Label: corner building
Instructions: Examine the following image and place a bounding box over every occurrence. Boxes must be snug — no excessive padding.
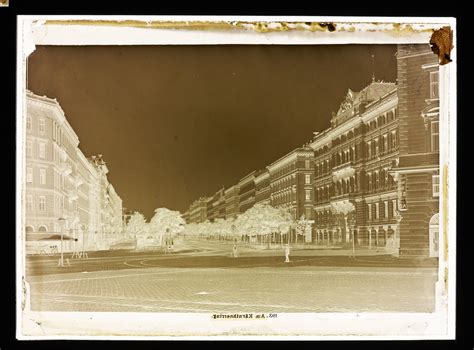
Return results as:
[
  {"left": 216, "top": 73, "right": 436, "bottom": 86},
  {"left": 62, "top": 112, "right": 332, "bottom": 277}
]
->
[
  {"left": 392, "top": 44, "right": 440, "bottom": 258},
  {"left": 24, "top": 92, "right": 123, "bottom": 253}
]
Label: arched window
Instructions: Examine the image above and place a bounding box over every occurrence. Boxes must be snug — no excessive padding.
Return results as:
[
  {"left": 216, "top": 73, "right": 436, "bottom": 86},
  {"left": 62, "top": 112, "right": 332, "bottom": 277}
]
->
[
  {"left": 38, "top": 225, "right": 48, "bottom": 232},
  {"left": 25, "top": 225, "right": 34, "bottom": 233}
]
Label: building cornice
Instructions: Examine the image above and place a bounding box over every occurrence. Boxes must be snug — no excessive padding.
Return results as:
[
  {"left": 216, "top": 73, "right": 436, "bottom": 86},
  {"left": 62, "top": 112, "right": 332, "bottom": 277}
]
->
[
  {"left": 361, "top": 93, "right": 398, "bottom": 124},
  {"left": 254, "top": 170, "right": 270, "bottom": 184},
  {"left": 238, "top": 171, "right": 256, "bottom": 185},
  {"left": 27, "top": 91, "right": 80, "bottom": 145},
  {"left": 309, "top": 89, "right": 397, "bottom": 151},
  {"left": 267, "top": 148, "right": 314, "bottom": 172}
]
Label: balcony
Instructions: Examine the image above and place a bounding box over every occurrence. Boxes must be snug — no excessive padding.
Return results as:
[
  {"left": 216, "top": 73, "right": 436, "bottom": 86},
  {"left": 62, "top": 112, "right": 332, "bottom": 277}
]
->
[
  {"left": 58, "top": 162, "right": 73, "bottom": 176},
  {"left": 67, "top": 190, "right": 79, "bottom": 201},
  {"left": 332, "top": 161, "right": 355, "bottom": 182},
  {"left": 73, "top": 175, "right": 84, "bottom": 187},
  {"left": 330, "top": 192, "right": 355, "bottom": 201}
]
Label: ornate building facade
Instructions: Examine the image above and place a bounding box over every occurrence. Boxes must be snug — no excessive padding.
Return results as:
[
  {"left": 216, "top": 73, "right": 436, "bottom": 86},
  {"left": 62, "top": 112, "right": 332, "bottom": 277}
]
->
[
  {"left": 24, "top": 91, "right": 124, "bottom": 253},
  {"left": 238, "top": 171, "right": 256, "bottom": 214},
  {"left": 187, "top": 197, "right": 208, "bottom": 223},
  {"left": 224, "top": 185, "right": 240, "bottom": 219},
  {"left": 310, "top": 81, "right": 400, "bottom": 252},
  {"left": 182, "top": 46, "right": 440, "bottom": 258},
  {"left": 267, "top": 147, "right": 315, "bottom": 220},
  {"left": 254, "top": 169, "right": 270, "bottom": 206},
  {"left": 207, "top": 187, "right": 226, "bottom": 222}
]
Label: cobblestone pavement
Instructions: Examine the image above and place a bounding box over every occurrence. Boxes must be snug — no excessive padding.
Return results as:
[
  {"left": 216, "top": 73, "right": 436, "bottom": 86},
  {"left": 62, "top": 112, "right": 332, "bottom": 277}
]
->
[{"left": 27, "top": 265, "right": 438, "bottom": 313}]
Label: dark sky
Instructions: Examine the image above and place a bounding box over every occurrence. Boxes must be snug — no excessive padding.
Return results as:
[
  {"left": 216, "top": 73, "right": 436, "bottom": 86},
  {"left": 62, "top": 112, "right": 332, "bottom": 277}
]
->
[{"left": 28, "top": 45, "right": 397, "bottom": 220}]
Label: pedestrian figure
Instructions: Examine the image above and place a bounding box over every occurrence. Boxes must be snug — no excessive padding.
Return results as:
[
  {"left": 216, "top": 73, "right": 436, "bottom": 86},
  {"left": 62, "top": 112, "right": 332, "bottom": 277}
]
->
[
  {"left": 232, "top": 244, "right": 239, "bottom": 258},
  {"left": 284, "top": 244, "right": 290, "bottom": 263}
]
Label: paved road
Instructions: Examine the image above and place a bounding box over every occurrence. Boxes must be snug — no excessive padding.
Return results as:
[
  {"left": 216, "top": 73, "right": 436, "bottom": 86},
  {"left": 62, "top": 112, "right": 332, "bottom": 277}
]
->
[
  {"left": 25, "top": 239, "right": 438, "bottom": 276},
  {"left": 27, "top": 265, "right": 437, "bottom": 313},
  {"left": 24, "top": 239, "right": 439, "bottom": 313}
]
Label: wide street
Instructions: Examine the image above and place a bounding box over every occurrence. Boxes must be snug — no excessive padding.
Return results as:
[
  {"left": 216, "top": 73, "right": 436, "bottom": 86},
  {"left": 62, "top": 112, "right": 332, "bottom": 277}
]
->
[{"left": 25, "top": 240, "right": 439, "bottom": 313}]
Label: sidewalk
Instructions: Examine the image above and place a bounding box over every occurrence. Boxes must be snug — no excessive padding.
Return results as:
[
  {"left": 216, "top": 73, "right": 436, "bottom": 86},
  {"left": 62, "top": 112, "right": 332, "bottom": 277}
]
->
[{"left": 234, "top": 243, "right": 397, "bottom": 258}]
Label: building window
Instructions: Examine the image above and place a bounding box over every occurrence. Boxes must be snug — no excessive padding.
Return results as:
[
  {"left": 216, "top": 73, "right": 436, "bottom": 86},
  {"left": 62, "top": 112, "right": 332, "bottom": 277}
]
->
[
  {"left": 39, "top": 143, "right": 46, "bottom": 159},
  {"left": 26, "top": 195, "right": 33, "bottom": 211},
  {"left": 305, "top": 174, "right": 311, "bottom": 184},
  {"left": 391, "top": 131, "right": 397, "bottom": 149},
  {"left": 26, "top": 167, "right": 33, "bottom": 183},
  {"left": 375, "top": 203, "right": 380, "bottom": 219},
  {"left": 26, "top": 141, "right": 32, "bottom": 157},
  {"left": 53, "top": 171, "right": 58, "bottom": 189},
  {"left": 305, "top": 160, "right": 310, "bottom": 169},
  {"left": 384, "top": 201, "right": 388, "bottom": 219},
  {"left": 39, "top": 196, "right": 46, "bottom": 212},
  {"left": 383, "top": 134, "right": 388, "bottom": 153},
  {"left": 375, "top": 171, "right": 380, "bottom": 190},
  {"left": 368, "top": 203, "right": 372, "bottom": 220},
  {"left": 431, "top": 121, "right": 439, "bottom": 152},
  {"left": 432, "top": 175, "right": 440, "bottom": 197},
  {"left": 305, "top": 189, "right": 311, "bottom": 201},
  {"left": 374, "top": 138, "right": 379, "bottom": 156},
  {"left": 392, "top": 199, "right": 397, "bottom": 217},
  {"left": 39, "top": 118, "right": 46, "bottom": 134},
  {"left": 430, "top": 71, "right": 439, "bottom": 99},
  {"left": 39, "top": 168, "right": 46, "bottom": 185},
  {"left": 367, "top": 141, "right": 372, "bottom": 159},
  {"left": 26, "top": 116, "right": 32, "bottom": 131}
]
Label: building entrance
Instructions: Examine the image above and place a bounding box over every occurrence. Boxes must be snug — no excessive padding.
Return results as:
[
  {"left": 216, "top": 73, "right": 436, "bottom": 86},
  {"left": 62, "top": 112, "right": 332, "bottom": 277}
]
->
[{"left": 429, "top": 213, "right": 439, "bottom": 258}]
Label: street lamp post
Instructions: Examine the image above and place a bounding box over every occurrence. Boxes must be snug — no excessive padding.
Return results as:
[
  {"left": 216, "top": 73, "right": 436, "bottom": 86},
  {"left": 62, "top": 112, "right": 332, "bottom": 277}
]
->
[
  {"left": 58, "top": 217, "right": 66, "bottom": 267},
  {"left": 82, "top": 225, "right": 89, "bottom": 259},
  {"left": 347, "top": 213, "right": 356, "bottom": 258},
  {"left": 394, "top": 210, "right": 403, "bottom": 258}
]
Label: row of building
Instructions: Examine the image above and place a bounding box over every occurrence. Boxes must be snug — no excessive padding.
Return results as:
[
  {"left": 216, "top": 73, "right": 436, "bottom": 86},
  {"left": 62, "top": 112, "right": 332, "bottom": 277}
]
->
[
  {"left": 23, "top": 91, "right": 124, "bottom": 253},
  {"left": 183, "top": 44, "right": 441, "bottom": 258}
]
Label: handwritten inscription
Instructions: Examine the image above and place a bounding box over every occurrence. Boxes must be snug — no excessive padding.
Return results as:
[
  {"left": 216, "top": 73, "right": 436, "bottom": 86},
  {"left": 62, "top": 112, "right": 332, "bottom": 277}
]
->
[{"left": 212, "top": 313, "right": 278, "bottom": 320}]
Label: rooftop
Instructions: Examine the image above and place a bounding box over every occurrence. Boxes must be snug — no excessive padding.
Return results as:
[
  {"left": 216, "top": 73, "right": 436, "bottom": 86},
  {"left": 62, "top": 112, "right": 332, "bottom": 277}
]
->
[{"left": 333, "top": 80, "right": 396, "bottom": 121}]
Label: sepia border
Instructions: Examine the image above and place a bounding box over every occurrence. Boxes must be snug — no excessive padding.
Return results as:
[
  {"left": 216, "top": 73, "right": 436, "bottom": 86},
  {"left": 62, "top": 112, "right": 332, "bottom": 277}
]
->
[{"left": 16, "top": 15, "right": 457, "bottom": 340}]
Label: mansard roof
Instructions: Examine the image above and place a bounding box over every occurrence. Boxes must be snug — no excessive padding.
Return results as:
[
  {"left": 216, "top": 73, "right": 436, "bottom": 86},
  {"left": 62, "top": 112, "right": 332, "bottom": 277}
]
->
[{"left": 334, "top": 81, "right": 396, "bottom": 119}]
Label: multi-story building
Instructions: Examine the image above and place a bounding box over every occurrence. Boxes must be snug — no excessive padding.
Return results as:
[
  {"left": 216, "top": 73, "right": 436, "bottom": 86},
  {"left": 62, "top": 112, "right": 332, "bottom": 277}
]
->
[
  {"left": 310, "top": 80, "right": 399, "bottom": 249},
  {"left": 238, "top": 171, "right": 256, "bottom": 213},
  {"left": 207, "top": 187, "right": 226, "bottom": 222},
  {"left": 268, "top": 147, "right": 315, "bottom": 220},
  {"left": 88, "top": 155, "right": 124, "bottom": 250},
  {"left": 183, "top": 48, "right": 440, "bottom": 258},
  {"left": 24, "top": 91, "right": 123, "bottom": 253},
  {"left": 182, "top": 209, "right": 190, "bottom": 224},
  {"left": 187, "top": 197, "right": 208, "bottom": 223},
  {"left": 224, "top": 185, "right": 240, "bottom": 219},
  {"left": 254, "top": 169, "right": 270, "bottom": 206},
  {"left": 392, "top": 44, "right": 440, "bottom": 258}
]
